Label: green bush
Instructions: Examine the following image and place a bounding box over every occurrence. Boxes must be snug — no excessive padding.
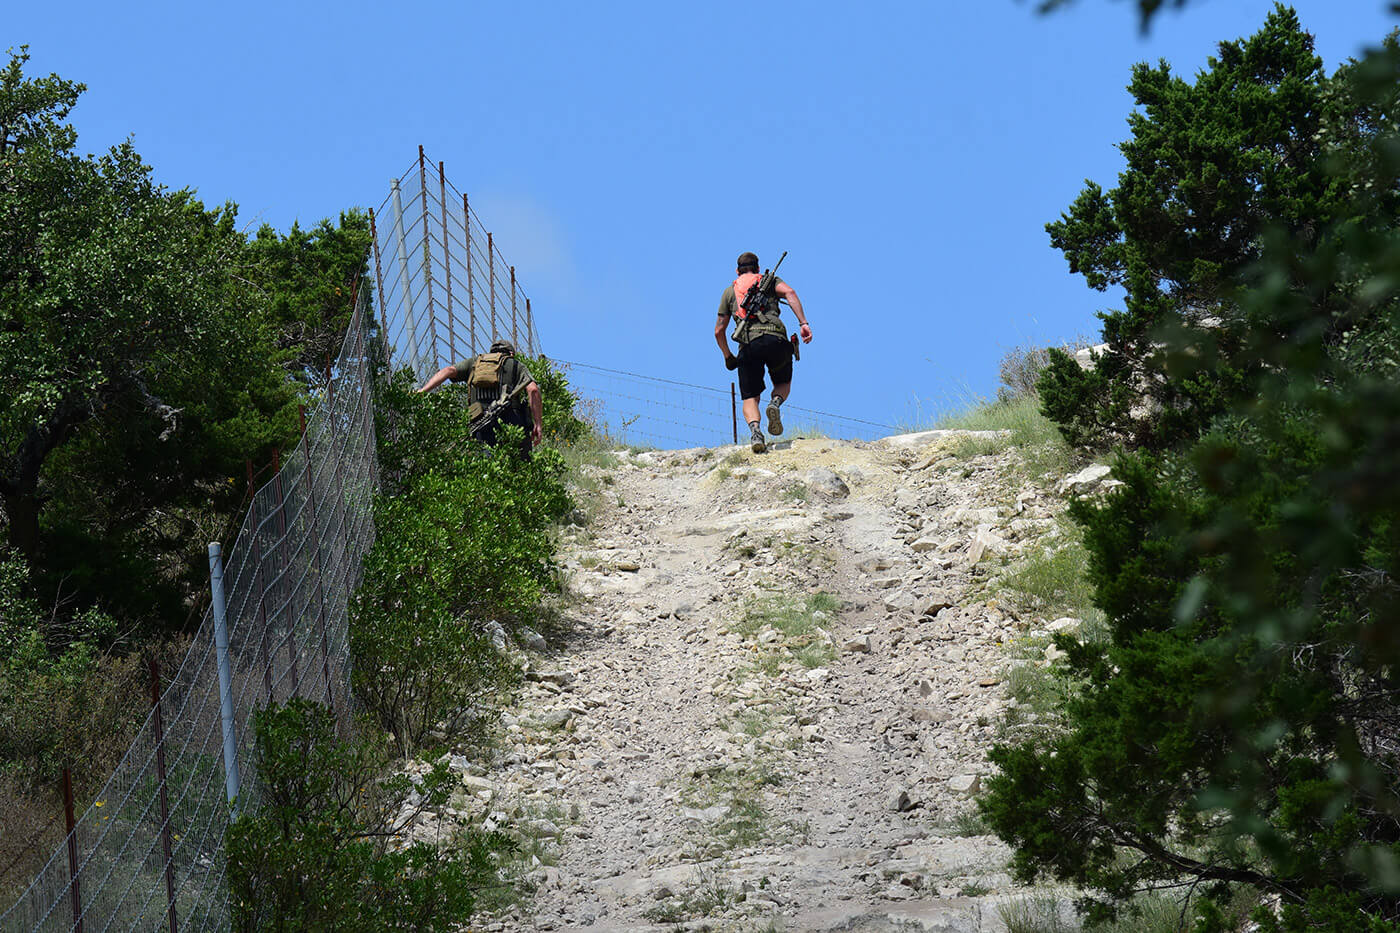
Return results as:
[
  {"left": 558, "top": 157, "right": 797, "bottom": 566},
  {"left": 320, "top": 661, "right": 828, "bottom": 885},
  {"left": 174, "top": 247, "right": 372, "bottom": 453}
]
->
[
  {"left": 521, "top": 354, "right": 590, "bottom": 448},
  {"left": 353, "top": 368, "right": 573, "bottom": 757},
  {"left": 226, "top": 699, "right": 511, "bottom": 932}
]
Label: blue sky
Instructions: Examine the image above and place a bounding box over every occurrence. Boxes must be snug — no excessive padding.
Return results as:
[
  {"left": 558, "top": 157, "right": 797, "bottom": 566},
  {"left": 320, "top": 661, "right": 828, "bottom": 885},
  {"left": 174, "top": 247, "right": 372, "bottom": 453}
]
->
[{"left": 8, "top": 1, "right": 1398, "bottom": 437}]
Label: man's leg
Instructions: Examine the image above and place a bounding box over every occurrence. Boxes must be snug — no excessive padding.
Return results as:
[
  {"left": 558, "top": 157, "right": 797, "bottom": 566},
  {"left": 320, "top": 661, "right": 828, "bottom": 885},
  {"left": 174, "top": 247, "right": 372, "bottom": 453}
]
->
[
  {"left": 763, "top": 334, "right": 795, "bottom": 437},
  {"left": 766, "top": 382, "right": 790, "bottom": 436},
  {"left": 736, "top": 346, "right": 768, "bottom": 452}
]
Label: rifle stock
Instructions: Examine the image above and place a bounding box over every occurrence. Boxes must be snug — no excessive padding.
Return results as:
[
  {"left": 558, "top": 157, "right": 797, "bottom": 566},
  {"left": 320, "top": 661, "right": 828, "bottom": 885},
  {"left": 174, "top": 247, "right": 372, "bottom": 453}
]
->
[{"left": 470, "top": 379, "right": 529, "bottom": 435}]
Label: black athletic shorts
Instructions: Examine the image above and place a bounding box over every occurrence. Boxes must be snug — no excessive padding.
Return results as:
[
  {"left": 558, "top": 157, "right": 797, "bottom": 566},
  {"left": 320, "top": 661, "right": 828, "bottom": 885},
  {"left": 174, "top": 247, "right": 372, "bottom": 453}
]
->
[{"left": 736, "top": 333, "right": 794, "bottom": 400}]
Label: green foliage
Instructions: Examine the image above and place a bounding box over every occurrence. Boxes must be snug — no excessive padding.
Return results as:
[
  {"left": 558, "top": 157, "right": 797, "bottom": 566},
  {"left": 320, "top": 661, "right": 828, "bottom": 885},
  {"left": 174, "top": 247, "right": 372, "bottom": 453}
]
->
[
  {"left": 226, "top": 699, "right": 511, "bottom": 932},
  {"left": 0, "top": 547, "right": 155, "bottom": 792},
  {"left": 1038, "top": 6, "right": 1344, "bottom": 451},
  {"left": 0, "top": 48, "right": 368, "bottom": 634},
  {"left": 352, "top": 368, "right": 573, "bottom": 757},
  {"left": 246, "top": 211, "right": 373, "bottom": 381},
  {"left": 520, "top": 354, "right": 589, "bottom": 447},
  {"left": 989, "top": 12, "right": 1400, "bottom": 927}
]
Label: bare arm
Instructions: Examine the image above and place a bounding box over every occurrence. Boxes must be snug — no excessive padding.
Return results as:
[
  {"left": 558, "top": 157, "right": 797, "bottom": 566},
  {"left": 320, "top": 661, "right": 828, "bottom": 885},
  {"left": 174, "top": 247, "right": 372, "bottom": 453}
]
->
[
  {"left": 776, "top": 283, "right": 811, "bottom": 343},
  {"left": 417, "top": 365, "right": 459, "bottom": 392},
  {"left": 527, "top": 382, "right": 543, "bottom": 446},
  {"left": 715, "top": 311, "right": 736, "bottom": 360}
]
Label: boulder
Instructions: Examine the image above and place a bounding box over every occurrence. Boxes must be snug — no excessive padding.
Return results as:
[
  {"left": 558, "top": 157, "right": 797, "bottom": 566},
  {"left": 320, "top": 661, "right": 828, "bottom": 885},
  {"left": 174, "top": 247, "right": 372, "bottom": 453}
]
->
[{"left": 805, "top": 467, "right": 851, "bottom": 499}]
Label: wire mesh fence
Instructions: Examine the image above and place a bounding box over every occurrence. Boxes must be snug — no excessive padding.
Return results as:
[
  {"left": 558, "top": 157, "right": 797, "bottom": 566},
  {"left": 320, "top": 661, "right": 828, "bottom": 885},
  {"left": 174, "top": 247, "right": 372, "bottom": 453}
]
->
[
  {"left": 0, "top": 284, "right": 380, "bottom": 932},
  {"left": 369, "top": 147, "right": 542, "bottom": 384},
  {"left": 555, "top": 359, "right": 896, "bottom": 449},
  {"left": 0, "top": 150, "right": 561, "bottom": 932}
]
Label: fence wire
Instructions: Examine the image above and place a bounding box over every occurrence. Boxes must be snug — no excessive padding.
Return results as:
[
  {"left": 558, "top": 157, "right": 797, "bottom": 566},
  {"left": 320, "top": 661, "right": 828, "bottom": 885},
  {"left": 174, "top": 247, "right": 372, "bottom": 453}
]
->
[
  {"left": 0, "top": 284, "right": 380, "bottom": 932},
  {"left": 555, "top": 359, "right": 895, "bottom": 449},
  {"left": 370, "top": 146, "right": 541, "bottom": 385}
]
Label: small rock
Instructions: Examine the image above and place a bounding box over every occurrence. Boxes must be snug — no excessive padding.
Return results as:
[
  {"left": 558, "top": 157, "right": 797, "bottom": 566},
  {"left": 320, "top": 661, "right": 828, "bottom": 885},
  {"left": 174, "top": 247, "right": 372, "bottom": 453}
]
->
[
  {"left": 527, "top": 818, "right": 561, "bottom": 838},
  {"left": 843, "top": 635, "right": 872, "bottom": 654},
  {"left": 919, "top": 593, "right": 954, "bottom": 616},
  {"left": 948, "top": 773, "right": 981, "bottom": 797},
  {"left": 858, "top": 557, "right": 894, "bottom": 574},
  {"left": 520, "top": 627, "right": 548, "bottom": 651},
  {"left": 805, "top": 467, "right": 850, "bottom": 498},
  {"left": 1047, "top": 617, "right": 1082, "bottom": 635},
  {"left": 538, "top": 710, "right": 573, "bottom": 730},
  {"left": 888, "top": 789, "right": 915, "bottom": 812},
  {"left": 1060, "top": 463, "right": 1113, "bottom": 494}
]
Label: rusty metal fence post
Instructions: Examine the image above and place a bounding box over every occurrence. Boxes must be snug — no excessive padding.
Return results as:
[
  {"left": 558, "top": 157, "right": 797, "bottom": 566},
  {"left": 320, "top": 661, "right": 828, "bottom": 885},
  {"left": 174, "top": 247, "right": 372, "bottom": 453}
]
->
[
  {"left": 148, "top": 659, "right": 178, "bottom": 933},
  {"left": 62, "top": 767, "right": 82, "bottom": 933}
]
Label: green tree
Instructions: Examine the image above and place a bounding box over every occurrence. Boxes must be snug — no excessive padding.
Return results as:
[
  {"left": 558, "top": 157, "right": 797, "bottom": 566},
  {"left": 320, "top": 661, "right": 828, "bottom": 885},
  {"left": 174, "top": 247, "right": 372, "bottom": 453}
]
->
[
  {"left": 0, "top": 48, "right": 371, "bottom": 631},
  {"left": 247, "top": 212, "right": 373, "bottom": 382},
  {"left": 985, "top": 11, "right": 1400, "bottom": 928},
  {"left": 1037, "top": 5, "right": 1342, "bottom": 450}
]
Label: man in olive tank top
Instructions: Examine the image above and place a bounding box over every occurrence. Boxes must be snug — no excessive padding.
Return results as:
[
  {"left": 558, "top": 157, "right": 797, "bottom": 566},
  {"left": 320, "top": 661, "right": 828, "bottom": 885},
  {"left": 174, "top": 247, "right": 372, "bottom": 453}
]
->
[{"left": 714, "top": 251, "right": 812, "bottom": 452}]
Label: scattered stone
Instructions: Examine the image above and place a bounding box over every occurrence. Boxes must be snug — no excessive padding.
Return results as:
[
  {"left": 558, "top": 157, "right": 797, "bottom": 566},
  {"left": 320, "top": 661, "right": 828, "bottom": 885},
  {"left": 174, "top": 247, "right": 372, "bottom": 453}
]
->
[
  {"left": 888, "top": 789, "right": 915, "bottom": 812},
  {"left": 858, "top": 556, "right": 894, "bottom": 574},
  {"left": 520, "top": 627, "right": 548, "bottom": 651},
  {"left": 843, "top": 635, "right": 873, "bottom": 654},
  {"left": 948, "top": 773, "right": 981, "bottom": 797},
  {"left": 805, "top": 467, "right": 851, "bottom": 498},
  {"left": 1047, "top": 617, "right": 1082, "bottom": 635},
  {"left": 1060, "top": 463, "right": 1113, "bottom": 494},
  {"left": 537, "top": 710, "right": 573, "bottom": 730},
  {"left": 919, "top": 593, "right": 955, "bottom": 616},
  {"left": 966, "top": 527, "right": 1008, "bottom": 564}
]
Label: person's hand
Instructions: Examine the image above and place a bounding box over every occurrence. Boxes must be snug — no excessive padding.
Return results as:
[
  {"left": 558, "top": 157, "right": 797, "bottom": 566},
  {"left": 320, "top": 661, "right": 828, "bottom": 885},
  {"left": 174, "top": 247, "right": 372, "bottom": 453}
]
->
[
  {"left": 531, "top": 423, "right": 543, "bottom": 447},
  {"left": 799, "top": 323, "right": 812, "bottom": 344},
  {"left": 725, "top": 354, "right": 739, "bottom": 371}
]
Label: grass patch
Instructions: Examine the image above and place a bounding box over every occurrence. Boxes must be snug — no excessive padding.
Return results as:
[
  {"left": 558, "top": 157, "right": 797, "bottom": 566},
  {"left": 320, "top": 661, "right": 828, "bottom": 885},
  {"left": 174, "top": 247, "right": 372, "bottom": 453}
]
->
[
  {"left": 995, "top": 516, "right": 1104, "bottom": 637},
  {"left": 938, "top": 393, "right": 1080, "bottom": 477},
  {"left": 678, "top": 758, "right": 804, "bottom": 859},
  {"left": 640, "top": 868, "right": 740, "bottom": 923},
  {"left": 729, "top": 591, "right": 839, "bottom": 674},
  {"left": 932, "top": 808, "right": 991, "bottom": 838},
  {"left": 999, "top": 888, "right": 1258, "bottom": 933}
]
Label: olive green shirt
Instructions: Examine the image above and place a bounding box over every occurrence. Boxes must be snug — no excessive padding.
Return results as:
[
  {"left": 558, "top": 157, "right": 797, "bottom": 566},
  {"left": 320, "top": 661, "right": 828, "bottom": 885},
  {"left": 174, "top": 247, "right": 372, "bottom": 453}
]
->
[{"left": 718, "top": 276, "right": 789, "bottom": 344}]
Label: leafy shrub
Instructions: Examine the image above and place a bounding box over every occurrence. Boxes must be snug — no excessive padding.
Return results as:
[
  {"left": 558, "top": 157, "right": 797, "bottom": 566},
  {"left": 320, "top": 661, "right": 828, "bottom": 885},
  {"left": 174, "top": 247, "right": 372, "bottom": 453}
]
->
[
  {"left": 996, "top": 337, "right": 1098, "bottom": 403},
  {"left": 353, "top": 369, "right": 572, "bottom": 757},
  {"left": 226, "top": 699, "right": 511, "bottom": 932},
  {"left": 521, "top": 354, "right": 590, "bottom": 447}
]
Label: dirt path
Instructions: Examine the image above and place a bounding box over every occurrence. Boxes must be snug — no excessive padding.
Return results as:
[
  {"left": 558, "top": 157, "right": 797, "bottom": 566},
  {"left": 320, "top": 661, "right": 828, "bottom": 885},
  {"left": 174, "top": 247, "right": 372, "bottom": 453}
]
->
[{"left": 475, "top": 431, "right": 1074, "bottom": 932}]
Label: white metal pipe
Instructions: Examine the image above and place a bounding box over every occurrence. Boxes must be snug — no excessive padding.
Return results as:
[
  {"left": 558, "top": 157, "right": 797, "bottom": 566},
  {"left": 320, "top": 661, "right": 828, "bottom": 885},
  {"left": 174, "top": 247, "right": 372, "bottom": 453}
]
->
[{"left": 208, "top": 542, "right": 241, "bottom": 809}]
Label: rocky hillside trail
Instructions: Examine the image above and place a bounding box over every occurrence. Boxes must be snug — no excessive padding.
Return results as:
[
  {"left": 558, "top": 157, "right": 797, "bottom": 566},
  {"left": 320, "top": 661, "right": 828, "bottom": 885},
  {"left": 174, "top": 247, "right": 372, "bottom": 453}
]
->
[{"left": 470, "top": 429, "right": 1095, "bottom": 932}]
